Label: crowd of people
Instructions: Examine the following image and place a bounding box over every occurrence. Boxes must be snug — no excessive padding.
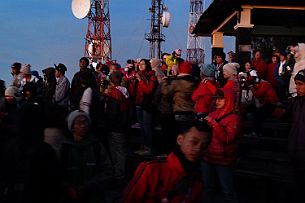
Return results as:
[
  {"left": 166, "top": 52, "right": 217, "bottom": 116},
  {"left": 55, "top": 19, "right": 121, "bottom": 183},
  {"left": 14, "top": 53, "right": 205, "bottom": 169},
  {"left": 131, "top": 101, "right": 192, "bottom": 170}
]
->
[{"left": 0, "top": 43, "right": 305, "bottom": 203}]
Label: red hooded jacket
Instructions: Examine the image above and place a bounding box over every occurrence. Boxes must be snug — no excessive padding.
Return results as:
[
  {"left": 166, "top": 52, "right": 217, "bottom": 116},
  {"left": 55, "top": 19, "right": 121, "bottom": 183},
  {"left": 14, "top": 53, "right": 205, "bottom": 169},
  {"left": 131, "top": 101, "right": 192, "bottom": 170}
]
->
[
  {"left": 252, "top": 80, "right": 279, "bottom": 105},
  {"left": 204, "top": 88, "right": 240, "bottom": 166},
  {"left": 122, "top": 152, "right": 203, "bottom": 203},
  {"left": 192, "top": 79, "right": 217, "bottom": 113}
]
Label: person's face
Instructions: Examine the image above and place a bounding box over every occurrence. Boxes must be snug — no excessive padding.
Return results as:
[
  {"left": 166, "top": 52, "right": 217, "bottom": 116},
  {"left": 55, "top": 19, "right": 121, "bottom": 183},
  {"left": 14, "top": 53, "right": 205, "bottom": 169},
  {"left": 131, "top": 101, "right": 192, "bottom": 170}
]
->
[
  {"left": 72, "top": 116, "right": 90, "bottom": 142},
  {"left": 55, "top": 69, "right": 61, "bottom": 78},
  {"left": 295, "top": 80, "right": 305, "bottom": 97},
  {"left": 245, "top": 62, "right": 251, "bottom": 72},
  {"left": 110, "top": 65, "right": 118, "bottom": 74},
  {"left": 139, "top": 60, "right": 146, "bottom": 71},
  {"left": 255, "top": 51, "right": 261, "bottom": 59},
  {"left": 215, "top": 97, "right": 225, "bottom": 109},
  {"left": 215, "top": 55, "right": 223, "bottom": 65},
  {"left": 223, "top": 69, "right": 230, "bottom": 78},
  {"left": 11, "top": 68, "right": 18, "bottom": 75},
  {"left": 79, "top": 59, "right": 88, "bottom": 70},
  {"left": 279, "top": 55, "right": 286, "bottom": 61},
  {"left": 177, "top": 127, "right": 210, "bottom": 162},
  {"left": 271, "top": 56, "right": 278, "bottom": 64}
]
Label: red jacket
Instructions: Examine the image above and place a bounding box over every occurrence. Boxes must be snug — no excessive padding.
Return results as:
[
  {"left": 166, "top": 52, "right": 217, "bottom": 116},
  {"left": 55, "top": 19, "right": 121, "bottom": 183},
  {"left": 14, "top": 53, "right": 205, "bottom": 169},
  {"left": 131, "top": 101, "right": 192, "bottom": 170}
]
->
[
  {"left": 124, "top": 70, "right": 137, "bottom": 97},
  {"left": 266, "top": 63, "right": 278, "bottom": 87},
  {"left": 192, "top": 79, "right": 217, "bottom": 113},
  {"left": 252, "top": 58, "right": 267, "bottom": 79},
  {"left": 204, "top": 88, "right": 240, "bottom": 166},
  {"left": 122, "top": 152, "right": 203, "bottom": 203},
  {"left": 135, "top": 70, "right": 158, "bottom": 106},
  {"left": 252, "top": 80, "right": 279, "bottom": 105}
]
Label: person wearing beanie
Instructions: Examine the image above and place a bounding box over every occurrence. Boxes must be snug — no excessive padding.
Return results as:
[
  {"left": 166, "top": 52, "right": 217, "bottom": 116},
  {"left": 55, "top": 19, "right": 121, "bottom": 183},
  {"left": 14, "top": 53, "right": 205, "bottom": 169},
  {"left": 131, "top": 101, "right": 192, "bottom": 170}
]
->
[
  {"left": 53, "top": 63, "right": 70, "bottom": 110},
  {"left": 10, "top": 62, "right": 23, "bottom": 88},
  {"left": 178, "top": 61, "right": 192, "bottom": 75},
  {"left": 19, "top": 64, "right": 40, "bottom": 89},
  {"left": 60, "top": 109, "right": 113, "bottom": 202},
  {"left": 192, "top": 64, "right": 218, "bottom": 116},
  {"left": 167, "top": 61, "right": 198, "bottom": 129},
  {"left": 222, "top": 62, "right": 241, "bottom": 112},
  {"left": 289, "top": 69, "right": 305, "bottom": 203},
  {"left": 150, "top": 58, "right": 165, "bottom": 83}
]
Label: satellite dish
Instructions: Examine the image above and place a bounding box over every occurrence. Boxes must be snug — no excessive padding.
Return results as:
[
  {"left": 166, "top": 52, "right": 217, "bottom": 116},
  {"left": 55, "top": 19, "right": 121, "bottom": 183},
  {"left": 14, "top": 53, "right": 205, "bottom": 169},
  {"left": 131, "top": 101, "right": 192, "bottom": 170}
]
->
[
  {"left": 161, "top": 11, "right": 171, "bottom": 28},
  {"left": 72, "top": 0, "right": 91, "bottom": 19}
]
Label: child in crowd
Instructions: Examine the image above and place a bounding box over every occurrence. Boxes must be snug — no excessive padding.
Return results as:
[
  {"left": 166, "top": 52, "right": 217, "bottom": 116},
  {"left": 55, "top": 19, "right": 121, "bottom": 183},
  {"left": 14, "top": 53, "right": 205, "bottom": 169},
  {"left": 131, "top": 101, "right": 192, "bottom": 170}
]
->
[{"left": 203, "top": 88, "right": 240, "bottom": 203}]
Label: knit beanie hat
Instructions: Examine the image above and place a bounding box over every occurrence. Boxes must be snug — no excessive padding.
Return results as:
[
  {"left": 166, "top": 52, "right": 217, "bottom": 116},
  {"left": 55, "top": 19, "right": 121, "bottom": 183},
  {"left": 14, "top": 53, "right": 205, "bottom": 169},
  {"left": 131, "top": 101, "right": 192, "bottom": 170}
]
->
[
  {"left": 67, "top": 110, "right": 91, "bottom": 131},
  {"left": 223, "top": 62, "right": 240, "bottom": 75},
  {"left": 179, "top": 61, "right": 192, "bottom": 74},
  {"left": 5, "top": 86, "right": 23, "bottom": 102},
  {"left": 20, "top": 64, "right": 32, "bottom": 75},
  {"left": 295, "top": 69, "right": 305, "bottom": 83},
  {"left": 200, "top": 64, "right": 216, "bottom": 77},
  {"left": 150, "top": 58, "right": 161, "bottom": 68}
]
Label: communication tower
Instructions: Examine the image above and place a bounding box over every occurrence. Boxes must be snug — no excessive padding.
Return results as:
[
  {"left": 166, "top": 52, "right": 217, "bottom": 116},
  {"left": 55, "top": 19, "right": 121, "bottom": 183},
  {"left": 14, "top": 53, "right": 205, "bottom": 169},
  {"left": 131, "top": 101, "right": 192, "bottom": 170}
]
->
[
  {"left": 145, "top": 0, "right": 171, "bottom": 59},
  {"left": 187, "top": 0, "right": 204, "bottom": 64},
  {"left": 72, "top": 0, "right": 112, "bottom": 63}
]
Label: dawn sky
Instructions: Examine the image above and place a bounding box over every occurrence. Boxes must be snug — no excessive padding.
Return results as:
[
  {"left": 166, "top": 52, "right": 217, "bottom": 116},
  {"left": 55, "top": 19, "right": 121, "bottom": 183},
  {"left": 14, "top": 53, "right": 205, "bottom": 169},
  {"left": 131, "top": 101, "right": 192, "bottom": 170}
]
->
[{"left": 0, "top": 0, "right": 234, "bottom": 84}]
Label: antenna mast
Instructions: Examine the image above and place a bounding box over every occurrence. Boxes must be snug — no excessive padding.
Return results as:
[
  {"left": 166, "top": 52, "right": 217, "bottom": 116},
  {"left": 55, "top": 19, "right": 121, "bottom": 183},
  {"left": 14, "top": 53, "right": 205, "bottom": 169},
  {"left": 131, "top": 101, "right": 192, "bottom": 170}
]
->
[
  {"left": 85, "top": 0, "right": 112, "bottom": 62},
  {"left": 145, "top": 0, "right": 165, "bottom": 59},
  {"left": 187, "top": 0, "right": 204, "bottom": 64}
]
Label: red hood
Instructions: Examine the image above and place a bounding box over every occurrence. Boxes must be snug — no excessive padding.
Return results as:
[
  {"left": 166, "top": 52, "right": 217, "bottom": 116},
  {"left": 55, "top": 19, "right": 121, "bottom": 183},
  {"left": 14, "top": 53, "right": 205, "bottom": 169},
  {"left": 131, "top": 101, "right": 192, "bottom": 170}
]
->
[{"left": 215, "top": 88, "right": 234, "bottom": 119}]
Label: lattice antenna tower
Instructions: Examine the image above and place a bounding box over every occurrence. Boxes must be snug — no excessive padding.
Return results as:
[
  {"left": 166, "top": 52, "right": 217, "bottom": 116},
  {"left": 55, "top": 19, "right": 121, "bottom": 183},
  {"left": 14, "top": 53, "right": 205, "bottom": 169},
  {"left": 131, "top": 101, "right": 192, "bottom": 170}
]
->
[
  {"left": 145, "top": 0, "right": 170, "bottom": 59},
  {"left": 187, "top": 0, "right": 204, "bottom": 64},
  {"left": 85, "top": 0, "right": 112, "bottom": 63}
]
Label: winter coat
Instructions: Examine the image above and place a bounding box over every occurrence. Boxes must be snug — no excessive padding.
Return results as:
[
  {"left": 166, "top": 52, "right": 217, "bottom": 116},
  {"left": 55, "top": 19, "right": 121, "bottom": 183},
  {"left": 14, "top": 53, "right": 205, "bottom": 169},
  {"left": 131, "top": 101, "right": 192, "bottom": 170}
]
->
[
  {"left": 204, "top": 88, "right": 240, "bottom": 166},
  {"left": 252, "top": 80, "right": 278, "bottom": 106},
  {"left": 123, "top": 69, "right": 137, "bottom": 98},
  {"left": 105, "top": 86, "right": 129, "bottom": 132},
  {"left": 122, "top": 151, "right": 203, "bottom": 203},
  {"left": 289, "top": 43, "right": 305, "bottom": 96},
  {"left": 60, "top": 137, "right": 113, "bottom": 203},
  {"left": 135, "top": 70, "right": 158, "bottom": 111},
  {"left": 192, "top": 79, "right": 217, "bottom": 114},
  {"left": 289, "top": 96, "right": 305, "bottom": 161},
  {"left": 266, "top": 62, "right": 278, "bottom": 87},
  {"left": 252, "top": 58, "right": 267, "bottom": 79},
  {"left": 223, "top": 76, "right": 240, "bottom": 112},
  {"left": 168, "top": 74, "right": 198, "bottom": 113},
  {"left": 42, "top": 67, "right": 56, "bottom": 104},
  {"left": 53, "top": 76, "right": 70, "bottom": 108},
  {"left": 71, "top": 68, "right": 96, "bottom": 109},
  {"left": 154, "top": 76, "right": 175, "bottom": 114}
]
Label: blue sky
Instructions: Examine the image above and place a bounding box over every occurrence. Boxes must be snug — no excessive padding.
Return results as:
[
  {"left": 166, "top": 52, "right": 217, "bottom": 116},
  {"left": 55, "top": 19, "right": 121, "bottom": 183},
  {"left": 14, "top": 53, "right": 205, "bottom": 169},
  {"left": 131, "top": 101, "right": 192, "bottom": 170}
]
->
[{"left": 0, "top": 0, "right": 234, "bottom": 84}]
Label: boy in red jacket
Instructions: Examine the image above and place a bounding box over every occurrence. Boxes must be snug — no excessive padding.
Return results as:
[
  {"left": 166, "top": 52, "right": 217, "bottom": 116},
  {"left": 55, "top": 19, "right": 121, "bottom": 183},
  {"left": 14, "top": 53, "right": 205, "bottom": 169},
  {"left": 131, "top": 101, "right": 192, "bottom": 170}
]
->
[{"left": 122, "top": 120, "right": 212, "bottom": 203}]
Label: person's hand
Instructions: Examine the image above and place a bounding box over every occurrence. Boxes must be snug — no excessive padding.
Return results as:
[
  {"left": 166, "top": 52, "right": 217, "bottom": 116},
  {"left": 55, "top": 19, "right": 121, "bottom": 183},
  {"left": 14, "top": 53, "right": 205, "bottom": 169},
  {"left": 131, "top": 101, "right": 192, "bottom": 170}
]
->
[{"left": 204, "top": 116, "right": 215, "bottom": 124}]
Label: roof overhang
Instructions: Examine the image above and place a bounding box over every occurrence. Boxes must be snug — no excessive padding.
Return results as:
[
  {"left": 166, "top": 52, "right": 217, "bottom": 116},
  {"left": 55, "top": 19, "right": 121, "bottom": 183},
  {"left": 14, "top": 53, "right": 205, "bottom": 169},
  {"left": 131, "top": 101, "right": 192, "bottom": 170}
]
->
[{"left": 193, "top": 0, "right": 305, "bottom": 37}]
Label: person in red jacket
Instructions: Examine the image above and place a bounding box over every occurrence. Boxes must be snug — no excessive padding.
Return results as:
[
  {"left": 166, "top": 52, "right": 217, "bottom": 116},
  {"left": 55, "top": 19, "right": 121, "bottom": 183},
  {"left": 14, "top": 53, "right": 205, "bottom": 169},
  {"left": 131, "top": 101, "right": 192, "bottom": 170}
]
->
[
  {"left": 192, "top": 63, "right": 218, "bottom": 117},
  {"left": 134, "top": 59, "right": 158, "bottom": 156},
  {"left": 250, "top": 73, "right": 284, "bottom": 135},
  {"left": 121, "top": 120, "right": 212, "bottom": 203},
  {"left": 203, "top": 88, "right": 240, "bottom": 203},
  {"left": 252, "top": 50, "right": 267, "bottom": 79}
]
